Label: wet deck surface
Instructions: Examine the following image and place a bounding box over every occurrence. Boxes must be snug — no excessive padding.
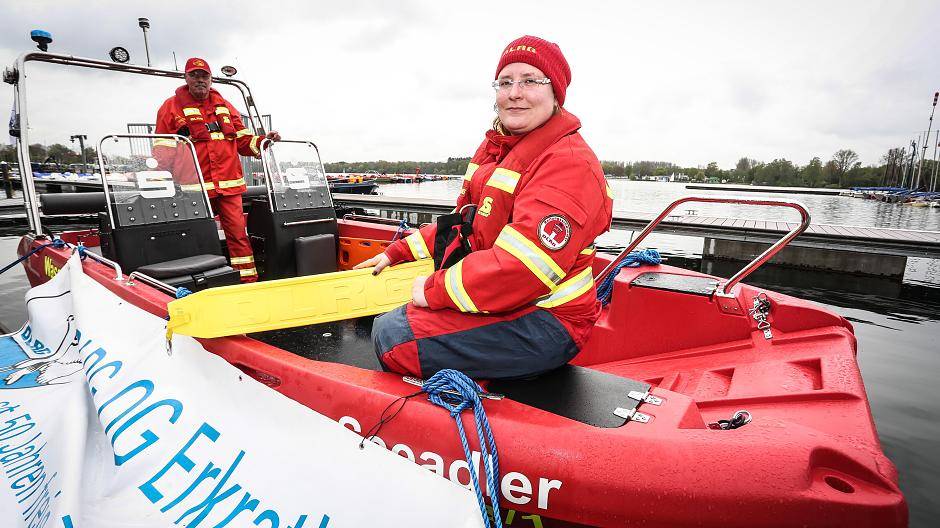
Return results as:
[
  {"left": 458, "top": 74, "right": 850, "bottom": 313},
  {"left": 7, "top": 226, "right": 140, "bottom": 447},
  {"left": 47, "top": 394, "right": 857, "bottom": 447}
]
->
[{"left": 249, "top": 316, "right": 383, "bottom": 371}]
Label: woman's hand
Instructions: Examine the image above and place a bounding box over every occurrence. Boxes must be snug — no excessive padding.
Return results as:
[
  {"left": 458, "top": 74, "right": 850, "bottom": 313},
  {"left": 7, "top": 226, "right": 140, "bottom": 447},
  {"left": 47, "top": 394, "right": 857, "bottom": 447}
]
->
[
  {"left": 353, "top": 253, "right": 391, "bottom": 275},
  {"left": 412, "top": 276, "right": 429, "bottom": 307}
]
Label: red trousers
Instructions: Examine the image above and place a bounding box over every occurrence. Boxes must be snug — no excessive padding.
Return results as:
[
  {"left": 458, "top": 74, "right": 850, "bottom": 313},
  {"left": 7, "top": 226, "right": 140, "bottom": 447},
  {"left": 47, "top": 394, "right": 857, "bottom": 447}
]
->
[{"left": 210, "top": 193, "right": 257, "bottom": 282}]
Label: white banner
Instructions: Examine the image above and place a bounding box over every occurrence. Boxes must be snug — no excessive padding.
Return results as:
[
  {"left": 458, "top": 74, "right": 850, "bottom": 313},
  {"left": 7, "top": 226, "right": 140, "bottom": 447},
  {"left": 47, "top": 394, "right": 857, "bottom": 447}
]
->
[{"left": 0, "top": 253, "right": 483, "bottom": 528}]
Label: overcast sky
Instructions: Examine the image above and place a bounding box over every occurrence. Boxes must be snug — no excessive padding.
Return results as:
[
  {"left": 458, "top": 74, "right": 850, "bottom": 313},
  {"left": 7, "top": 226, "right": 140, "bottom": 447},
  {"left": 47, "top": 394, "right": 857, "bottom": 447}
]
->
[{"left": 2, "top": 0, "right": 938, "bottom": 168}]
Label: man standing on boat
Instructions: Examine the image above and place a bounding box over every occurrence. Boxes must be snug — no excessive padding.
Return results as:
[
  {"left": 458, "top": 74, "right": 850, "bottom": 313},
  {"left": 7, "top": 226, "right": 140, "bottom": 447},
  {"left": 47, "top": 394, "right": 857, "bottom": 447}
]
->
[{"left": 152, "top": 57, "right": 280, "bottom": 282}]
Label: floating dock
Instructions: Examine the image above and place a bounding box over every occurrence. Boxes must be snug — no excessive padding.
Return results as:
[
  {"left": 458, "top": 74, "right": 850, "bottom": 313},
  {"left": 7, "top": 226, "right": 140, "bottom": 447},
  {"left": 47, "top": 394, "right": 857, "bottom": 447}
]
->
[{"left": 332, "top": 194, "right": 940, "bottom": 279}]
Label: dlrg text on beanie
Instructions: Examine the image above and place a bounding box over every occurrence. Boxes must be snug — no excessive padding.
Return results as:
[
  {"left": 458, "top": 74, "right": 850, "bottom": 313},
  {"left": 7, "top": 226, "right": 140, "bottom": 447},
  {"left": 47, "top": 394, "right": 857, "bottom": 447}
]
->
[{"left": 495, "top": 35, "right": 571, "bottom": 106}]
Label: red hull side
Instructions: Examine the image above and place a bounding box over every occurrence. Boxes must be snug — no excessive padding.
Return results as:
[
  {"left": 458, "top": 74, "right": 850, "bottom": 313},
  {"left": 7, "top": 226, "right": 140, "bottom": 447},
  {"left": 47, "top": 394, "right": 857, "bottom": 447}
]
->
[{"left": 17, "top": 230, "right": 907, "bottom": 527}]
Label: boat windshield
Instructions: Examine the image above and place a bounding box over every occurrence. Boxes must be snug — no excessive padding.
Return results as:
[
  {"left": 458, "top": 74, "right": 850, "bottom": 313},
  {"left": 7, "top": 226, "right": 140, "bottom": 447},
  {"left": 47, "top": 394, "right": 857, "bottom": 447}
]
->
[
  {"left": 261, "top": 140, "right": 332, "bottom": 211},
  {"left": 98, "top": 134, "right": 211, "bottom": 228}
]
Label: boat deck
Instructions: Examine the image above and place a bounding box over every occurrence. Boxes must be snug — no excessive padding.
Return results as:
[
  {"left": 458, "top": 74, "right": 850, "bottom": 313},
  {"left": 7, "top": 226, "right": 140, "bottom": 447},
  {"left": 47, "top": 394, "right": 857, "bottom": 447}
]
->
[{"left": 250, "top": 317, "right": 383, "bottom": 371}]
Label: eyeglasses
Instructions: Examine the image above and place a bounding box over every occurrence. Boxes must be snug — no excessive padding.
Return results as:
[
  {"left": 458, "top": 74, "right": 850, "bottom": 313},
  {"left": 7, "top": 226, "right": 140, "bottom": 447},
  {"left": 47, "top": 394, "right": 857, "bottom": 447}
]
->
[{"left": 491, "top": 78, "right": 551, "bottom": 92}]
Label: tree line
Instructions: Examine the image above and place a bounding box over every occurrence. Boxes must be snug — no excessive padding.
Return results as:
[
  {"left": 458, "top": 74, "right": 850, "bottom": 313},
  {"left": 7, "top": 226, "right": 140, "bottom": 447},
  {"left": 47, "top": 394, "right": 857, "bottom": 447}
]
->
[
  {"left": 323, "top": 157, "right": 472, "bottom": 176},
  {"left": 0, "top": 143, "right": 98, "bottom": 167},
  {"left": 600, "top": 148, "right": 935, "bottom": 189},
  {"left": 328, "top": 148, "right": 936, "bottom": 189},
  {"left": 3, "top": 144, "right": 935, "bottom": 189}
]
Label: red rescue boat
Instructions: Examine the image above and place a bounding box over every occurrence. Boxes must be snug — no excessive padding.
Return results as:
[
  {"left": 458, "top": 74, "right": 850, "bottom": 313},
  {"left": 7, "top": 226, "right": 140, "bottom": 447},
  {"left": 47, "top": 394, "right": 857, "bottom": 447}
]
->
[{"left": 10, "top": 52, "right": 906, "bottom": 527}]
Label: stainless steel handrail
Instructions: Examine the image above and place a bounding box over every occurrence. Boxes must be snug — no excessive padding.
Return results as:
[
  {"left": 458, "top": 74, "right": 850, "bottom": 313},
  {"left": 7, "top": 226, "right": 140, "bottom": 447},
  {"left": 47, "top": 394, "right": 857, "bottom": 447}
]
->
[
  {"left": 97, "top": 133, "right": 210, "bottom": 230},
  {"left": 75, "top": 246, "right": 123, "bottom": 281},
  {"left": 10, "top": 51, "right": 267, "bottom": 235},
  {"left": 595, "top": 196, "right": 811, "bottom": 296},
  {"left": 342, "top": 213, "right": 408, "bottom": 226},
  {"left": 126, "top": 271, "right": 179, "bottom": 296},
  {"left": 258, "top": 138, "right": 331, "bottom": 212}
]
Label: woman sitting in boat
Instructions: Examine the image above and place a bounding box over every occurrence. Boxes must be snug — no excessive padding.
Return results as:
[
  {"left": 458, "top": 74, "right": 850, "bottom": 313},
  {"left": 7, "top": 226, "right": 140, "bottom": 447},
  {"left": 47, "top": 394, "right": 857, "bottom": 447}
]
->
[{"left": 355, "top": 35, "right": 613, "bottom": 380}]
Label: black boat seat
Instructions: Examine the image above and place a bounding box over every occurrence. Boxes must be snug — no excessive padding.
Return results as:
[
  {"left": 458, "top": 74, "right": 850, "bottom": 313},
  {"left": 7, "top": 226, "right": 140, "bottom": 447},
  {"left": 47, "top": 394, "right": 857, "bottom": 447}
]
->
[
  {"left": 135, "top": 254, "right": 239, "bottom": 291},
  {"left": 489, "top": 365, "right": 652, "bottom": 428},
  {"left": 136, "top": 254, "right": 229, "bottom": 279}
]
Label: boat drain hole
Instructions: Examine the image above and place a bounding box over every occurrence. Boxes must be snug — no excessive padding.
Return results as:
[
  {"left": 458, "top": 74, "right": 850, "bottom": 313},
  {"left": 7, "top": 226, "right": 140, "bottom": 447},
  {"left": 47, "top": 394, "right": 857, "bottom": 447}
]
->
[
  {"left": 234, "top": 363, "right": 282, "bottom": 388},
  {"left": 824, "top": 475, "right": 855, "bottom": 494}
]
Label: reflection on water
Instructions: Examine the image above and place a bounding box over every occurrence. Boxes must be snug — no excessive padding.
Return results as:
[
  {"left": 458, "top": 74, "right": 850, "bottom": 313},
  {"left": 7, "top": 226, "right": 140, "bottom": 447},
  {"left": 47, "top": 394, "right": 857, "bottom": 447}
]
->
[{"left": 2, "top": 179, "right": 939, "bottom": 523}]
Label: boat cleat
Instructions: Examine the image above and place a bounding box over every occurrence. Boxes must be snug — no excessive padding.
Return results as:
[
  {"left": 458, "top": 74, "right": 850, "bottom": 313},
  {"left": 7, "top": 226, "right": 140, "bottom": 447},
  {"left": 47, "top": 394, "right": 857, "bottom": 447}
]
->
[
  {"left": 613, "top": 406, "right": 652, "bottom": 423},
  {"left": 628, "top": 390, "right": 663, "bottom": 406}
]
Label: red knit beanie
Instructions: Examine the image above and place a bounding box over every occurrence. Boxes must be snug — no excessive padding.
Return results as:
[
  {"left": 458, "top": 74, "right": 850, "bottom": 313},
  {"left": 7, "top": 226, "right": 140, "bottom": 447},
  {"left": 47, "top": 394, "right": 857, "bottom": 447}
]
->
[{"left": 495, "top": 35, "right": 571, "bottom": 106}]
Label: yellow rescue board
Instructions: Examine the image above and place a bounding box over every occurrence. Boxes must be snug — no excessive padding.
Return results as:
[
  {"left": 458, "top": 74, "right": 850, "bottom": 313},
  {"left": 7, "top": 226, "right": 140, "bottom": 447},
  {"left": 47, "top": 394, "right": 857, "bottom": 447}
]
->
[{"left": 166, "top": 260, "right": 432, "bottom": 338}]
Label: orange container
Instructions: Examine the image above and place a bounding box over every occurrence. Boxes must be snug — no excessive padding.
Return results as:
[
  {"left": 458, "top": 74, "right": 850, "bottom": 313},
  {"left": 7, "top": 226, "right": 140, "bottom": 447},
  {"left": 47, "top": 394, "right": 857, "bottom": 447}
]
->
[{"left": 337, "top": 237, "right": 392, "bottom": 270}]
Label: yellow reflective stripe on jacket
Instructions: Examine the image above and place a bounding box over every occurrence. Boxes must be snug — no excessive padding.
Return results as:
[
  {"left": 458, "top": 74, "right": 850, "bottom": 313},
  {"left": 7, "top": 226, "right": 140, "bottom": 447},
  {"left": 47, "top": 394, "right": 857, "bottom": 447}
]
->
[
  {"left": 494, "top": 225, "right": 566, "bottom": 289},
  {"left": 230, "top": 255, "right": 255, "bottom": 265},
  {"left": 606, "top": 184, "right": 614, "bottom": 199},
  {"left": 235, "top": 128, "right": 252, "bottom": 138},
  {"left": 210, "top": 131, "right": 225, "bottom": 141},
  {"left": 217, "top": 177, "right": 246, "bottom": 189},
  {"left": 180, "top": 182, "right": 214, "bottom": 192},
  {"left": 152, "top": 138, "right": 177, "bottom": 148},
  {"left": 215, "top": 106, "right": 230, "bottom": 116},
  {"left": 444, "top": 260, "right": 478, "bottom": 313},
  {"left": 182, "top": 107, "right": 201, "bottom": 116},
  {"left": 535, "top": 267, "right": 594, "bottom": 309},
  {"left": 250, "top": 136, "right": 261, "bottom": 155},
  {"left": 580, "top": 245, "right": 596, "bottom": 256},
  {"left": 404, "top": 231, "right": 430, "bottom": 260},
  {"left": 239, "top": 267, "right": 258, "bottom": 277},
  {"left": 485, "top": 167, "right": 521, "bottom": 194},
  {"left": 463, "top": 162, "right": 479, "bottom": 181}
]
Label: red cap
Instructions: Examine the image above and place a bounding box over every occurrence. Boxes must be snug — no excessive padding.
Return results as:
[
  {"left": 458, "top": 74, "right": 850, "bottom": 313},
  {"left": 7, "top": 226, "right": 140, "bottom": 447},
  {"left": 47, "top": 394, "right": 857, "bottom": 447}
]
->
[
  {"left": 495, "top": 35, "right": 571, "bottom": 106},
  {"left": 185, "top": 57, "right": 211, "bottom": 75}
]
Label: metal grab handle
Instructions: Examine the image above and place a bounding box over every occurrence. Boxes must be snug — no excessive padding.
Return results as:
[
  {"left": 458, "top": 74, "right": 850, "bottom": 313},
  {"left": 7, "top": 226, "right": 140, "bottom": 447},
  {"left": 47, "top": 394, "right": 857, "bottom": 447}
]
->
[
  {"left": 595, "top": 196, "right": 811, "bottom": 296},
  {"left": 76, "top": 246, "right": 123, "bottom": 281},
  {"left": 282, "top": 218, "right": 333, "bottom": 227},
  {"left": 127, "top": 270, "right": 179, "bottom": 296}
]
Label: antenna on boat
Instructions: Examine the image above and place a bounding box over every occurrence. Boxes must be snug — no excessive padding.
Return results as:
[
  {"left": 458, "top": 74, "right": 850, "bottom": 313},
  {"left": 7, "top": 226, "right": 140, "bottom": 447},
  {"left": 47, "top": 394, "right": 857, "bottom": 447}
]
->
[
  {"left": 30, "top": 30, "right": 52, "bottom": 52},
  {"left": 138, "top": 17, "right": 152, "bottom": 67},
  {"left": 173, "top": 51, "right": 179, "bottom": 71}
]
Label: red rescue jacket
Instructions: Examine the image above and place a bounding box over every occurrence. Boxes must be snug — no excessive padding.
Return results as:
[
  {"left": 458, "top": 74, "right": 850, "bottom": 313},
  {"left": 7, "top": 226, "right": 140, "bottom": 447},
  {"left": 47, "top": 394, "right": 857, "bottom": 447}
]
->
[
  {"left": 153, "top": 86, "right": 266, "bottom": 197},
  {"left": 384, "top": 110, "right": 614, "bottom": 347}
]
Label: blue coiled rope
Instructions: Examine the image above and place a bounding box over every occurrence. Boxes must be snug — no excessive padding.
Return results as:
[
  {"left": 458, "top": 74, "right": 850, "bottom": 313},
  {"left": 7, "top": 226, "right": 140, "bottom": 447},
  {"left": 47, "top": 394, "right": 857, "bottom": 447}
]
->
[
  {"left": 0, "top": 238, "right": 67, "bottom": 276},
  {"left": 422, "top": 369, "right": 502, "bottom": 528},
  {"left": 175, "top": 287, "right": 193, "bottom": 299},
  {"left": 595, "top": 249, "right": 662, "bottom": 306}
]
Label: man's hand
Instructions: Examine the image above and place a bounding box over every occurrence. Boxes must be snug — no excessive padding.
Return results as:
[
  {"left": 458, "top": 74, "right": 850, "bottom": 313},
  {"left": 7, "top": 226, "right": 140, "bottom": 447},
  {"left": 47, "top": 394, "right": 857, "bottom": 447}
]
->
[
  {"left": 412, "top": 276, "right": 428, "bottom": 307},
  {"left": 353, "top": 253, "right": 391, "bottom": 275},
  {"left": 265, "top": 130, "right": 282, "bottom": 142}
]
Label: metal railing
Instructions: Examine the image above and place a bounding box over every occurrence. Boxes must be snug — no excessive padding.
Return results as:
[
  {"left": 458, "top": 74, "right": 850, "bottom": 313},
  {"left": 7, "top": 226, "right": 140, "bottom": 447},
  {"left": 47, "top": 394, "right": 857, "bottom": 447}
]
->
[
  {"left": 97, "top": 133, "right": 211, "bottom": 230},
  {"left": 9, "top": 51, "right": 267, "bottom": 235},
  {"left": 258, "top": 138, "right": 331, "bottom": 212},
  {"left": 127, "top": 270, "right": 179, "bottom": 296},
  {"left": 76, "top": 246, "right": 123, "bottom": 281},
  {"left": 595, "top": 196, "right": 811, "bottom": 296}
]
